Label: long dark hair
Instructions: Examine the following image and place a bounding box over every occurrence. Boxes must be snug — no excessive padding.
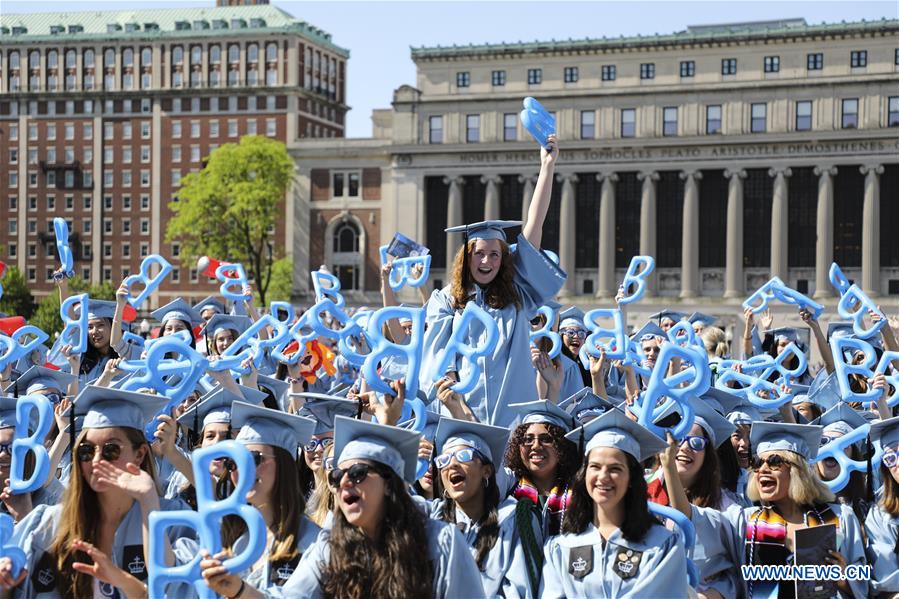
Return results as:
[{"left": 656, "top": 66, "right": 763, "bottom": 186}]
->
[
  {"left": 223, "top": 446, "right": 308, "bottom": 562},
  {"left": 80, "top": 318, "right": 118, "bottom": 376},
  {"left": 563, "top": 451, "right": 657, "bottom": 542},
  {"left": 504, "top": 423, "right": 580, "bottom": 490},
  {"left": 435, "top": 456, "right": 500, "bottom": 570},
  {"left": 320, "top": 467, "right": 434, "bottom": 598},
  {"left": 450, "top": 240, "right": 520, "bottom": 311},
  {"left": 717, "top": 438, "right": 741, "bottom": 494},
  {"left": 681, "top": 428, "right": 722, "bottom": 509}
]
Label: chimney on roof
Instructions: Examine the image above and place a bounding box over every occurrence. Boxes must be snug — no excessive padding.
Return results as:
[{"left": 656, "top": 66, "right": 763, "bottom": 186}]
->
[{"left": 216, "top": 0, "right": 269, "bottom": 5}]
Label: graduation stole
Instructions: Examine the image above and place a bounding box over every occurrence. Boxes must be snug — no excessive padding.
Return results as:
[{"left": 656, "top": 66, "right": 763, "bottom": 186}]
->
[
  {"left": 744, "top": 503, "right": 839, "bottom": 566},
  {"left": 513, "top": 478, "right": 571, "bottom": 535}
]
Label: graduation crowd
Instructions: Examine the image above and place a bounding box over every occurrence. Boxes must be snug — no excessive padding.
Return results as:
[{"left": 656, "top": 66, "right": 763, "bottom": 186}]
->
[{"left": 1, "top": 135, "right": 899, "bottom": 599}]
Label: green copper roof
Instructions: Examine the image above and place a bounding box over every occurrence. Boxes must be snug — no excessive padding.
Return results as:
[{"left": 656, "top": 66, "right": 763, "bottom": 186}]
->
[
  {"left": 0, "top": 5, "right": 348, "bottom": 57},
  {"left": 411, "top": 17, "right": 899, "bottom": 60}
]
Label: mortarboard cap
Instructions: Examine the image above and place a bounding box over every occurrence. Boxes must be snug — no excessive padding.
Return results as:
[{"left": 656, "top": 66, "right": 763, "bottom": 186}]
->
[
  {"left": 630, "top": 321, "right": 666, "bottom": 342},
  {"left": 205, "top": 314, "right": 252, "bottom": 338},
  {"left": 509, "top": 399, "right": 576, "bottom": 432},
  {"left": 256, "top": 375, "right": 290, "bottom": 411},
  {"left": 566, "top": 408, "right": 667, "bottom": 462},
  {"left": 811, "top": 403, "right": 868, "bottom": 439},
  {"left": 751, "top": 422, "right": 823, "bottom": 461},
  {"left": 714, "top": 391, "right": 763, "bottom": 426},
  {"left": 193, "top": 296, "right": 226, "bottom": 316},
  {"left": 435, "top": 418, "right": 510, "bottom": 466},
  {"left": 689, "top": 312, "right": 718, "bottom": 328},
  {"left": 870, "top": 416, "right": 899, "bottom": 450},
  {"left": 767, "top": 327, "right": 809, "bottom": 352},
  {"left": 558, "top": 306, "right": 586, "bottom": 330},
  {"left": 687, "top": 397, "right": 736, "bottom": 448},
  {"left": 826, "top": 321, "right": 882, "bottom": 351},
  {"left": 75, "top": 299, "right": 117, "bottom": 321},
  {"left": 297, "top": 393, "right": 360, "bottom": 436},
  {"left": 73, "top": 386, "right": 169, "bottom": 431},
  {"left": 445, "top": 220, "right": 522, "bottom": 243},
  {"left": 13, "top": 365, "right": 76, "bottom": 396},
  {"left": 649, "top": 310, "right": 687, "bottom": 325},
  {"left": 333, "top": 416, "right": 422, "bottom": 483},
  {"left": 558, "top": 388, "right": 615, "bottom": 424},
  {"left": 232, "top": 401, "right": 315, "bottom": 455},
  {"left": 177, "top": 385, "right": 265, "bottom": 434},
  {"left": 398, "top": 409, "right": 441, "bottom": 443},
  {"left": 151, "top": 299, "right": 203, "bottom": 327}
]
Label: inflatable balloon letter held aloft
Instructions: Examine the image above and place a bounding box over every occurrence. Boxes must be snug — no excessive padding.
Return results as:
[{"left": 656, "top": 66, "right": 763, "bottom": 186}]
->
[
  {"left": 311, "top": 270, "right": 345, "bottom": 308},
  {"left": 53, "top": 217, "right": 75, "bottom": 279},
  {"left": 379, "top": 245, "right": 431, "bottom": 292},
  {"left": 637, "top": 344, "right": 709, "bottom": 440},
  {"left": 813, "top": 423, "right": 882, "bottom": 493},
  {"left": 519, "top": 97, "right": 556, "bottom": 150},
  {"left": 215, "top": 262, "right": 252, "bottom": 303},
  {"left": 122, "top": 254, "right": 173, "bottom": 308},
  {"left": 618, "top": 255, "right": 655, "bottom": 305},
  {"left": 148, "top": 442, "right": 266, "bottom": 599},
  {"left": 579, "top": 309, "right": 627, "bottom": 368},
  {"left": 59, "top": 293, "right": 89, "bottom": 354},
  {"left": 431, "top": 303, "right": 500, "bottom": 395},
  {"left": 743, "top": 276, "right": 824, "bottom": 319},
  {"left": 9, "top": 394, "right": 53, "bottom": 494},
  {"left": 529, "top": 305, "right": 561, "bottom": 359}
]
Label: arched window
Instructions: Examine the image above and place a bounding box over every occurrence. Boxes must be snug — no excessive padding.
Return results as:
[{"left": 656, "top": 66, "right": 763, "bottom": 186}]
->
[
  {"left": 247, "top": 43, "right": 258, "bottom": 63},
  {"left": 123, "top": 48, "right": 133, "bottom": 67},
  {"left": 140, "top": 47, "right": 152, "bottom": 67},
  {"left": 190, "top": 45, "right": 201, "bottom": 66},
  {"left": 29, "top": 50, "right": 39, "bottom": 69},
  {"left": 48, "top": 50, "right": 58, "bottom": 68},
  {"left": 266, "top": 42, "right": 277, "bottom": 62},
  {"left": 171, "top": 46, "right": 183, "bottom": 65},
  {"left": 228, "top": 44, "right": 239, "bottom": 64},
  {"left": 333, "top": 221, "right": 359, "bottom": 253},
  {"left": 104, "top": 48, "right": 115, "bottom": 66},
  {"left": 209, "top": 45, "right": 221, "bottom": 64},
  {"left": 83, "top": 49, "right": 94, "bottom": 67},
  {"left": 65, "top": 50, "right": 76, "bottom": 68}
]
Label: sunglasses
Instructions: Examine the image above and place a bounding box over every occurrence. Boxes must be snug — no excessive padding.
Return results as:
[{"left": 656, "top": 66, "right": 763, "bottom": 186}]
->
[
  {"left": 77, "top": 442, "right": 125, "bottom": 463},
  {"left": 327, "top": 462, "right": 385, "bottom": 488},
  {"left": 304, "top": 438, "right": 334, "bottom": 453},
  {"left": 250, "top": 451, "right": 275, "bottom": 467},
  {"left": 819, "top": 435, "right": 839, "bottom": 447},
  {"left": 883, "top": 451, "right": 898, "bottom": 468},
  {"left": 0, "top": 443, "right": 11, "bottom": 456},
  {"left": 434, "top": 448, "right": 482, "bottom": 470},
  {"left": 522, "top": 433, "right": 554, "bottom": 446},
  {"left": 750, "top": 454, "right": 794, "bottom": 472},
  {"left": 44, "top": 392, "right": 63, "bottom": 405},
  {"left": 680, "top": 436, "right": 709, "bottom": 451},
  {"left": 561, "top": 329, "right": 587, "bottom": 340}
]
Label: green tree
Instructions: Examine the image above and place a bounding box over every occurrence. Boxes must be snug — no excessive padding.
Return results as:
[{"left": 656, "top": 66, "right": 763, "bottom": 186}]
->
[
  {"left": 0, "top": 266, "right": 37, "bottom": 319},
  {"left": 165, "top": 135, "right": 295, "bottom": 306}
]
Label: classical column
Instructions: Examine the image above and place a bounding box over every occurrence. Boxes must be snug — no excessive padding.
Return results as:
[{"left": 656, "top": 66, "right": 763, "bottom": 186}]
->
[
  {"left": 558, "top": 173, "right": 579, "bottom": 297},
  {"left": 519, "top": 174, "right": 537, "bottom": 223},
  {"left": 768, "top": 167, "right": 792, "bottom": 282},
  {"left": 481, "top": 175, "right": 501, "bottom": 221},
  {"left": 680, "top": 170, "right": 702, "bottom": 298},
  {"left": 724, "top": 169, "right": 747, "bottom": 298},
  {"left": 638, "top": 171, "right": 659, "bottom": 295},
  {"left": 596, "top": 172, "right": 618, "bottom": 298},
  {"left": 813, "top": 166, "right": 837, "bottom": 298},
  {"left": 860, "top": 164, "right": 884, "bottom": 296},
  {"left": 444, "top": 176, "right": 464, "bottom": 273}
]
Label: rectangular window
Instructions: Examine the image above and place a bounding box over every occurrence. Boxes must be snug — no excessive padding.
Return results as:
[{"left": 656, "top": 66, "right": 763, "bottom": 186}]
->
[
  {"left": 123, "top": 195, "right": 131, "bottom": 210},
  {"left": 172, "top": 121, "right": 182, "bottom": 138},
  {"left": 171, "top": 170, "right": 182, "bottom": 186},
  {"left": 141, "top": 147, "right": 150, "bottom": 163},
  {"left": 140, "top": 243, "right": 149, "bottom": 257},
  {"left": 601, "top": 65, "right": 616, "bottom": 81},
  {"left": 172, "top": 146, "right": 182, "bottom": 162},
  {"left": 503, "top": 113, "right": 517, "bottom": 141},
  {"left": 122, "top": 171, "right": 132, "bottom": 186},
  {"left": 889, "top": 97, "right": 899, "bottom": 127},
  {"left": 764, "top": 56, "right": 780, "bottom": 73},
  {"left": 190, "top": 146, "right": 200, "bottom": 162},
  {"left": 751, "top": 103, "right": 767, "bottom": 133},
  {"left": 122, "top": 220, "right": 131, "bottom": 234},
  {"left": 140, "top": 171, "right": 150, "bottom": 187},
  {"left": 140, "top": 219, "right": 150, "bottom": 234},
  {"left": 841, "top": 98, "right": 858, "bottom": 129},
  {"left": 491, "top": 70, "right": 506, "bottom": 86},
  {"left": 332, "top": 173, "right": 344, "bottom": 197},
  {"left": 82, "top": 218, "right": 91, "bottom": 233},
  {"left": 796, "top": 101, "right": 812, "bottom": 131},
  {"left": 123, "top": 123, "right": 132, "bottom": 140},
  {"left": 466, "top": 114, "right": 480, "bottom": 143},
  {"left": 621, "top": 108, "right": 636, "bottom": 138},
  {"left": 429, "top": 115, "right": 443, "bottom": 144},
  {"left": 527, "top": 69, "right": 542, "bottom": 85},
  {"left": 140, "top": 195, "right": 149, "bottom": 210},
  {"left": 265, "top": 119, "right": 276, "bottom": 136},
  {"left": 210, "top": 120, "right": 219, "bottom": 137},
  {"left": 662, "top": 107, "right": 678, "bottom": 136},
  {"left": 64, "top": 124, "right": 75, "bottom": 140},
  {"left": 706, "top": 105, "right": 721, "bottom": 134},
  {"left": 680, "top": 61, "right": 695, "bottom": 78},
  {"left": 721, "top": 58, "right": 737, "bottom": 76},
  {"left": 806, "top": 53, "right": 823, "bottom": 70},
  {"left": 850, "top": 50, "right": 867, "bottom": 68},
  {"left": 122, "top": 148, "right": 132, "bottom": 164},
  {"left": 140, "top": 122, "right": 150, "bottom": 139},
  {"left": 580, "top": 110, "right": 595, "bottom": 139},
  {"left": 48, "top": 124, "right": 57, "bottom": 140},
  {"left": 83, "top": 123, "right": 93, "bottom": 139},
  {"left": 456, "top": 72, "right": 470, "bottom": 88},
  {"left": 563, "top": 66, "right": 578, "bottom": 83},
  {"left": 228, "top": 120, "right": 238, "bottom": 137},
  {"left": 247, "top": 120, "right": 257, "bottom": 135},
  {"left": 640, "top": 63, "right": 655, "bottom": 79},
  {"left": 83, "top": 195, "right": 92, "bottom": 210},
  {"left": 191, "top": 121, "right": 200, "bottom": 138}
]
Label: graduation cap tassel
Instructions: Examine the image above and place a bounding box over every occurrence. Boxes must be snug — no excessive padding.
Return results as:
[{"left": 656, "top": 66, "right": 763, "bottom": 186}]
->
[{"left": 866, "top": 435, "right": 874, "bottom": 504}]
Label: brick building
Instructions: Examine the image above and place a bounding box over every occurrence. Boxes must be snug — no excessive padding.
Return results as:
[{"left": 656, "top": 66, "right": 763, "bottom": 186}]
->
[{"left": 0, "top": 4, "right": 348, "bottom": 305}]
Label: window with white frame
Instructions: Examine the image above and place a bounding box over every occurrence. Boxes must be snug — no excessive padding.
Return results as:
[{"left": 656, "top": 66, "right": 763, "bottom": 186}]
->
[{"left": 331, "top": 171, "right": 361, "bottom": 199}]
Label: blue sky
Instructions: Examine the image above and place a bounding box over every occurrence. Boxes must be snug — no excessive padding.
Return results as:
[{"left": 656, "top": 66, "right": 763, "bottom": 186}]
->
[{"left": 6, "top": 1, "right": 897, "bottom": 137}]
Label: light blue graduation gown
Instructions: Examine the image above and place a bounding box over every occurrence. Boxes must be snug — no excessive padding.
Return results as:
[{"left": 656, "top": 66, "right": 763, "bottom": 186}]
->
[
  {"left": 173, "top": 515, "right": 321, "bottom": 597},
  {"left": 864, "top": 504, "right": 899, "bottom": 594},
  {"left": 540, "top": 522, "right": 688, "bottom": 598},
  {"left": 276, "top": 518, "right": 486, "bottom": 599},
  {"left": 558, "top": 354, "right": 585, "bottom": 403},
  {"left": 420, "top": 235, "right": 566, "bottom": 427},
  {"left": 691, "top": 501, "right": 869, "bottom": 598},
  {"left": 431, "top": 497, "right": 542, "bottom": 599},
  {"left": 10, "top": 498, "right": 189, "bottom": 599}
]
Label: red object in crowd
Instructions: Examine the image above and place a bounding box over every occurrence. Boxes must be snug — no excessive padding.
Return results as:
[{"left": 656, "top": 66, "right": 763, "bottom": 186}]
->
[
  {"left": 122, "top": 304, "right": 138, "bottom": 323},
  {"left": 197, "top": 256, "right": 238, "bottom": 280},
  {"left": 0, "top": 260, "right": 7, "bottom": 279},
  {"left": 0, "top": 316, "right": 26, "bottom": 336}
]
